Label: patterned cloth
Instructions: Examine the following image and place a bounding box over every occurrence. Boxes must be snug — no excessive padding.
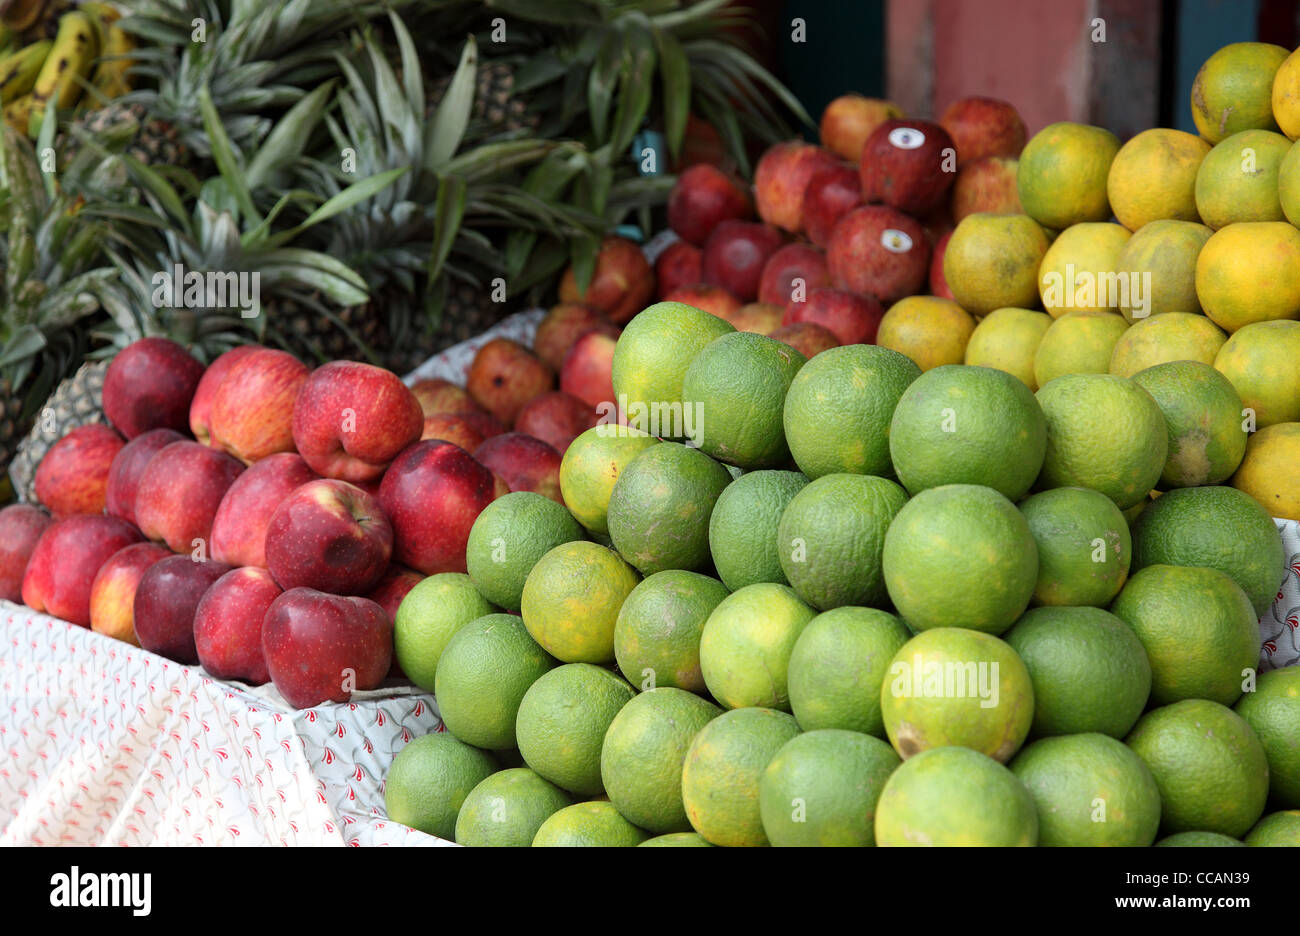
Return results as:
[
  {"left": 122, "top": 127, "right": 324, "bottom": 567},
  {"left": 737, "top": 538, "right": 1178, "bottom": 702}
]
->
[{"left": 1261, "top": 519, "right": 1300, "bottom": 671}]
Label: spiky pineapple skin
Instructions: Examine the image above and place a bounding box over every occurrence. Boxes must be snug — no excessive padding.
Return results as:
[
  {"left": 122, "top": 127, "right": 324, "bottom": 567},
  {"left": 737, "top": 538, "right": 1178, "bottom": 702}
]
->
[{"left": 8, "top": 359, "right": 108, "bottom": 503}]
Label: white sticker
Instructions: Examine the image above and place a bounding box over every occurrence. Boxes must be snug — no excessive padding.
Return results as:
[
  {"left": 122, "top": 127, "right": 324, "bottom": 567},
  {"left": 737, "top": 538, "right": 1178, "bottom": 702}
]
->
[
  {"left": 881, "top": 229, "right": 914, "bottom": 253},
  {"left": 888, "top": 127, "right": 926, "bottom": 150}
]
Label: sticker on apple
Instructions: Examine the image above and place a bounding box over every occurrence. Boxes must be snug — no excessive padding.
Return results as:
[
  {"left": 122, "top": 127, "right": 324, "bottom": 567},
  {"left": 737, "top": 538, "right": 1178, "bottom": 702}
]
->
[
  {"left": 888, "top": 127, "right": 926, "bottom": 150},
  {"left": 881, "top": 229, "right": 914, "bottom": 253}
]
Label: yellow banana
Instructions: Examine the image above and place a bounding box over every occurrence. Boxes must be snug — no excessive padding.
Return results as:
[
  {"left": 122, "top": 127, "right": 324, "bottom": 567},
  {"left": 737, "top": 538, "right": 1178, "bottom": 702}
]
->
[
  {"left": 28, "top": 9, "right": 95, "bottom": 130},
  {"left": 0, "top": 39, "right": 50, "bottom": 104},
  {"left": 4, "top": 91, "right": 31, "bottom": 134},
  {"left": 86, "top": 5, "right": 132, "bottom": 101}
]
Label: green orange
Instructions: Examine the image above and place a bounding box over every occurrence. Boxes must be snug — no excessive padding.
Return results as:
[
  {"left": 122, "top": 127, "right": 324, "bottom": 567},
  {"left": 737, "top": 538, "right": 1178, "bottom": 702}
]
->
[
  {"left": 613, "top": 569, "right": 729, "bottom": 693},
  {"left": 558, "top": 425, "right": 658, "bottom": 535},
  {"left": 699, "top": 583, "right": 817, "bottom": 711},
  {"left": 520, "top": 540, "right": 640, "bottom": 663},
  {"left": 1017, "top": 122, "right": 1121, "bottom": 229},
  {"left": 708, "top": 469, "right": 808, "bottom": 591},
  {"left": 1131, "top": 360, "right": 1248, "bottom": 487}
]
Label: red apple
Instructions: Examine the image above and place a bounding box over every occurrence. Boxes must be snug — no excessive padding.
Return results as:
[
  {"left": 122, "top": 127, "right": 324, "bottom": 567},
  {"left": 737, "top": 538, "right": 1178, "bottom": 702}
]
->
[
  {"left": 421, "top": 412, "right": 489, "bottom": 451},
  {"left": 514, "top": 391, "right": 599, "bottom": 454},
  {"left": 292, "top": 361, "right": 424, "bottom": 482},
  {"left": 0, "top": 504, "right": 53, "bottom": 602},
  {"left": 820, "top": 95, "right": 905, "bottom": 163},
  {"left": 559, "top": 330, "right": 616, "bottom": 409},
  {"left": 193, "top": 566, "right": 281, "bottom": 684},
  {"left": 757, "top": 243, "right": 832, "bottom": 307},
  {"left": 21, "top": 515, "right": 144, "bottom": 625},
  {"left": 105, "top": 428, "right": 185, "bottom": 526},
  {"left": 803, "top": 165, "right": 863, "bottom": 248},
  {"left": 663, "top": 284, "right": 743, "bottom": 323},
  {"left": 466, "top": 338, "right": 555, "bottom": 428},
  {"left": 929, "top": 230, "right": 956, "bottom": 300},
  {"left": 89, "top": 541, "right": 172, "bottom": 645},
  {"left": 654, "top": 241, "right": 704, "bottom": 300},
  {"left": 668, "top": 164, "right": 752, "bottom": 246},
  {"left": 34, "top": 423, "right": 124, "bottom": 517},
  {"left": 474, "top": 433, "right": 563, "bottom": 504},
  {"left": 859, "top": 119, "right": 958, "bottom": 217},
  {"left": 754, "top": 142, "right": 841, "bottom": 233},
  {"left": 102, "top": 337, "right": 205, "bottom": 439},
  {"left": 675, "top": 114, "right": 729, "bottom": 171},
  {"left": 950, "top": 156, "right": 1022, "bottom": 223},
  {"left": 558, "top": 236, "right": 655, "bottom": 324},
  {"left": 190, "top": 345, "right": 261, "bottom": 445},
  {"left": 209, "top": 453, "right": 319, "bottom": 568},
  {"left": 730, "top": 303, "right": 785, "bottom": 335},
  {"left": 769, "top": 322, "right": 842, "bottom": 359},
  {"left": 209, "top": 348, "right": 310, "bottom": 464},
  {"left": 702, "top": 220, "right": 784, "bottom": 301},
  {"left": 264, "top": 479, "right": 393, "bottom": 595},
  {"left": 134, "top": 440, "right": 245, "bottom": 554},
  {"left": 409, "top": 377, "right": 484, "bottom": 419},
  {"left": 920, "top": 203, "right": 955, "bottom": 246},
  {"left": 378, "top": 440, "right": 499, "bottom": 575},
  {"left": 827, "top": 205, "right": 930, "bottom": 304},
  {"left": 132, "top": 555, "right": 233, "bottom": 663},
  {"left": 939, "top": 96, "right": 1027, "bottom": 164},
  {"left": 455, "top": 409, "right": 508, "bottom": 441},
  {"left": 365, "top": 565, "right": 423, "bottom": 623},
  {"left": 784, "top": 287, "right": 885, "bottom": 345},
  {"left": 532, "top": 303, "right": 612, "bottom": 373}
]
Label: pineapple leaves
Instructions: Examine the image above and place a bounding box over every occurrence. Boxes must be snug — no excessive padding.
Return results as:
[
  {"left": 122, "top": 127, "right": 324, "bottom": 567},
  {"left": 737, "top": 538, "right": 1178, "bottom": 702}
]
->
[
  {"left": 425, "top": 35, "right": 478, "bottom": 172},
  {"left": 610, "top": 15, "right": 657, "bottom": 156},
  {"left": 264, "top": 166, "right": 411, "bottom": 249},
  {"left": 587, "top": 30, "right": 621, "bottom": 146},
  {"left": 428, "top": 174, "right": 467, "bottom": 287},
  {"left": 198, "top": 84, "right": 259, "bottom": 226},
  {"left": 655, "top": 29, "right": 690, "bottom": 161},
  {"left": 244, "top": 81, "right": 335, "bottom": 192}
]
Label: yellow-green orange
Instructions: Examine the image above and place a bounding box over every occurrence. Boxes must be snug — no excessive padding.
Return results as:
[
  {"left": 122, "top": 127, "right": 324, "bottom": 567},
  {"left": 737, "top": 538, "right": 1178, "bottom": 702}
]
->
[
  {"left": 1129, "top": 484, "right": 1285, "bottom": 616},
  {"left": 1274, "top": 47, "right": 1300, "bottom": 139},
  {"left": 520, "top": 541, "right": 639, "bottom": 663},
  {"left": 532, "top": 800, "right": 648, "bottom": 846},
  {"left": 1110, "top": 312, "right": 1226, "bottom": 377},
  {"left": 879, "top": 628, "right": 1034, "bottom": 762},
  {"left": 1245, "top": 811, "right": 1300, "bottom": 845},
  {"left": 1035, "top": 373, "right": 1167, "bottom": 509},
  {"left": 638, "top": 833, "right": 713, "bottom": 846},
  {"left": 699, "top": 583, "right": 817, "bottom": 710},
  {"left": 759, "top": 730, "right": 900, "bottom": 846},
  {"left": 875, "top": 746, "right": 1038, "bottom": 846},
  {"left": 1004, "top": 606, "right": 1150, "bottom": 737},
  {"left": 514, "top": 663, "right": 634, "bottom": 795},
  {"left": 613, "top": 569, "right": 729, "bottom": 692},
  {"left": 1157, "top": 831, "right": 1246, "bottom": 846},
  {"left": 1010, "top": 733, "right": 1161, "bottom": 846},
  {"left": 681, "top": 707, "right": 802, "bottom": 847},
  {"left": 465, "top": 492, "right": 585, "bottom": 612},
  {"left": 875, "top": 296, "right": 976, "bottom": 372},
  {"left": 1191, "top": 42, "right": 1290, "bottom": 143},
  {"left": 393, "top": 573, "right": 496, "bottom": 692},
  {"left": 708, "top": 469, "right": 808, "bottom": 590},
  {"left": 1281, "top": 140, "right": 1300, "bottom": 225},
  {"left": 788, "top": 606, "right": 911, "bottom": 736},
  {"left": 1033, "top": 312, "right": 1129, "bottom": 387},
  {"left": 1106, "top": 128, "right": 1210, "bottom": 231},
  {"left": 558, "top": 425, "right": 658, "bottom": 535},
  {"left": 1232, "top": 422, "right": 1300, "bottom": 521},
  {"left": 1037, "top": 222, "right": 1132, "bottom": 316},
  {"left": 782, "top": 344, "right": 921, "bottom": 479},
  {"left": 601, "top": 687, "right": 722, "bottom": 834},
  {"left": 889, "top": 364, "right": 1047, "bottom": 500},
  {"left": 1017, "top": 121, "right": 1121, "bottom": 229},
  {"left": 1132, "top": 360, "right": 1248, "bottom": 486},
  {"left": 384, "top": 733, "right": 498, "bottom": 840},
  {"left": 1196, "top": 222, "right": 1300, "bottom": 332},
  {"left": 454, "top": 767, "right": 573, "bottom": 847},
  {"left": 942, "top": 213, "right": 1049, "bottom": 316},
  {"left": 1234, "top": 667, "right": 1300, "bottom": 808},
  {"left": 1214, "top": 319, "right": 1300, "bottom": 427},
  {"left": 964, "top": 307, "right": 1052, "bottom": 390},
  {"left": 1194, "top": 129, "right": 1291, "bottom": 228},
  {"left": 1126, "top": 699, "right": 1269, "bottom": 837},
  {"left": 1113, "top": 219, "right": 1213, "bottom": 321},
  {"left": 610, "top": 299, "right": 735, "bottom": 421},
  {"left": 1018, "top": 487, "right": 1131, "bottom": 607},
  {"left": 882, "top": 484, "right": 1038, "bottom": 635}
]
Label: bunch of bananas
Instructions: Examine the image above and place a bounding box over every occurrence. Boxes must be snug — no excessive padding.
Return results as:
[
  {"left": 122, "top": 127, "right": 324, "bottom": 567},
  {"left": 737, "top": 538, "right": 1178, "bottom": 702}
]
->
[{"left": 0, "top": 1, "right": 134, "bottom": 135}]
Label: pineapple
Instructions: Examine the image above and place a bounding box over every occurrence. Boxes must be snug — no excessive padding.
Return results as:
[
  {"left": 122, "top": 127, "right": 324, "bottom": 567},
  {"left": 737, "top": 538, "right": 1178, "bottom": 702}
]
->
[{"left": 7, "top": 360, "right": 107, "bottom": 503}]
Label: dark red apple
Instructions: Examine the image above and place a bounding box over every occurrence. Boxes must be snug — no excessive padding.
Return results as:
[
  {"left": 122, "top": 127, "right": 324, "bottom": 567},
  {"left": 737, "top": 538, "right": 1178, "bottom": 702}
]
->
[
  {"left": 134, "top": 440, "right": 245, "bottom": 554},
  {"left": 34, "top": 423, "right": 124, "bottom": 517},
  {"left": 514, "top": 391, "right": 599, "bottom": 454},
  {"left": 769, "top": 322, "right": 841, "bottom": 359},
  {"left": 133, "top": 555, "right": 233, "bottom": 663},
  {"left": 474, "top": 433, "right": 563, "bottom": 504},
  {"left": 950, "top": 156, "right": 1022, "bottom": 222},
  {"left": 668, "top": 164, "right": 752, "bottom": 246},
  {"left": 663, "top": 284, "right": 742, "bottom": 323},
  {"left": 859, "top": 119, "right": 958, "bottom": 217},
  {"left": 532, "top": 303, "right": 611, "bottom": 372},
  {"left": 757, "top": 243, "right": 832, "bottom": 307},
  {"left": 784, "top": 287, "right": 885, "bottom": 345},
  {"left": 654, "top": 241, "right": 705, "bottom": 300},
  {"left": 803, "top": 165, "right": 863, "bottom": 248},
  {"left": 89, "top": 541, "right": 172, "bottom": 645},
  {"left": 754, "top": 141, "right": 841, "bottom": 233},
  {"left": 105, "top": 428, "right": 185, "bottom": 526},
  {"left": 559, "top": 330, "right": 616, "bottom": 409},
  {"left": 558, "top": 236, "right": 655, "bottom": 325},
  {"left": 193, "top": 566, "right": 281, "bottom": 684},
  {"left": 929, "top": 230, "right": 956, "bottom": 300},
  {"left": 827, "top": 205, "right": 930, "bottom": 304},
  {"left": 21, "top": 515, "right": 143, "bottom": 625},
  {"left": 702, "top": 220, "right": 784, "bottom": 301},
  {"left": 209, "top": 348, "right": 310, "bottom": 464},
  {"left": 409, "top": 377, "right": 484, "bottom": 419},
  {"left": 190, "top": 345, "right": 261, "bottom": 446},
  {"left": 264, "top": 478, "right": 393, "bottom": 595},
  {"left": 0, "top": 504, "right": 53, "bottom": 602},
  {"left": 466, "top": 338, "right": 555, "bottom": 428},
  {"left": 420, "top": 412, "right": 489, "bottom": 451},
  {"left": 939, "top": 96, "right": 1027, "bottom": 164},
  {"left": 209, "top": 453, "right": 319, "bottom": 568},
  {"left": 102, "top": 337, "right": 205, "bottom": 439}
]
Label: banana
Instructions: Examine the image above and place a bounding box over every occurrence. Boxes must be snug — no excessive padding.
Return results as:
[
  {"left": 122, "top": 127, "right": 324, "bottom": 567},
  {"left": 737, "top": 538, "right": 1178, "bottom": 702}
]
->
[
  {"left": 3, "top": 91, "right": 31, "bottom": 134},
  {"left": 0, "top": 39, "right": 50, "bottom": 104},
  {"left": 28, "top": 10, "right": 96, "bottom": 131},
  {"left": 83, "top": 3, "right": 132, "bottom": 101}
]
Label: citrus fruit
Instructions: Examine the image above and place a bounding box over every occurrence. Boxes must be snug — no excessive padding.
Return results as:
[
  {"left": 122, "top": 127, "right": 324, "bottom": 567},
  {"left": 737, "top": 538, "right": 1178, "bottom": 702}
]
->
[
  {"left": 699, "top": 583, "right": 817, "bottom": 710},
  {"left": 681, "top": 707, "right": 802, "bottom": 847},
  {"left": 434, "top": 613, "right": 555, "bottom": 750},
  {"left": 558, "top": 424, "right": 658, "bottom": 535},
  {"left": 1110, "top": 564, "right": 1258, "bottom": 707},
  {"left": 638, "top": 833, "right": 714, "bottom": 846},
  {"left": 1196, "top": 222, "right": 1300, "bottom": 332},
  {"left": 1128, "top": 484, "right": 1285, "bottom": 615},
  {"left": 882, "top": 484, "right": 1038, "bottom": 635},
  {"left": 1010, "top": 733, "right": 1161, "bottom": 846},
  {"left": 1033, "top": 312, "right": 1130, "bottom": 386},
  {"left": 879, "top": 628, "right": 1034, "bottom": 763},
  {"left": 465, "top": 492, "right": 585, "bottom": 611},
  {"left": 1245, "top": 810, "right": 1300, "bottom": 845},
  {"left": 1018, "top": 487, "right": 1131, "bottom": 607},
  {"left": 1106, "top": 128, "right": 1210, "bottom": 231},
  {"left": 759, "top": 730, "right": 901, "bottom": 846},
  {"left": 680, "top": 331, "right": 805, "bottom": 468},
  {"left": 708, "top": 469, "right": 808, "bottom": 590},
  {"left": 777, "top": 473, "right": 908, "bottom": 611},
  {"left": 1017, "top": 121, "right": 1121, "bottom": 229},
  {"left": 1131, "top": 360, "right": 1248, "bottom": 487},
  {"left": 520, "top": 540, "right": 640, "bottom": 663},
  {"left": 942, "top": 213, "right": 1049, "bottom": 315},
  {"left": 1037, "top": 222, "right": 1133, "bottom": 316},
  {"left": 1113, "top": 219, "right": 1213, "bottom": 321},
  {"left": 1190, "top": 42, "right": 1290, "bottom": 143},
  {"left": 875, "top": 746, "right": 1038, "bottom": 846},
  {"left": 613, "top": 569, "right": 729, "bottom": 692},
  {"left": 1157, "top": 831, "right": 1245, "bottom": 846},
  {"left": 531, "top": 801, "right": 648, "bottom": 846},
  {"left": 384, "top": 732, "right": 498, "bottom": 840},
  {"left": 1125, "top": 699, "right": 1270, "bottom": 837},
  {"left": 1281, "top": 139, "right": 1300, "bottom": 225},
  {"left": 875, "top": 296, "right": 976, "bottom": 372},
  {"left": 1214, "top": 319, "right": 1300, "bottom": 427},
  {"left": 454, "top": 767, "right": 573, "bottom": 847},
  {"left": 787, "top": 606, "right": 912, "bottom": 736},
  {"left": 782, "top": 344, "right": 921, "bottom": 479},
  {"left": 606, "top": 441, "right": 732, "bottom": 575},
  {"left": 393, "top": 573, "right": 497, "bottom": 692},
  {"left": 601, "top": 687, "right": 723, "bottom": 834},
  {"left": 610, "top": 299, "right": 735, "bottom": 420},
  {"left": 1234, "top": 667, "right": 1300, "bottom": 808},
  {"left": 1195, "top": 129, "right": 1291, "bottom": 228},
  {"left": 514, "top": 663, "right": 634, "bottom": 795},
  {"left": 889, "top": 364, "right": 1047, "bottom": 500},
  {"left": 1035, "top": 373, "right": 1168, "bottom": 509},
  {"left": 1275, "top": 47, "right": 1300, "bottom": 139},
  {"left": 1003, "top": 606, "right": 1150, "bottom": 737},
  {"left": 1109, "top": 312, "right": 1227, "bottom": 377},
  {"left": 963, "top": 307, "right": 1052, "bottom": 390},
  {"left": 1232, "top": 422, "right": 1300, "bottom": 520}
]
